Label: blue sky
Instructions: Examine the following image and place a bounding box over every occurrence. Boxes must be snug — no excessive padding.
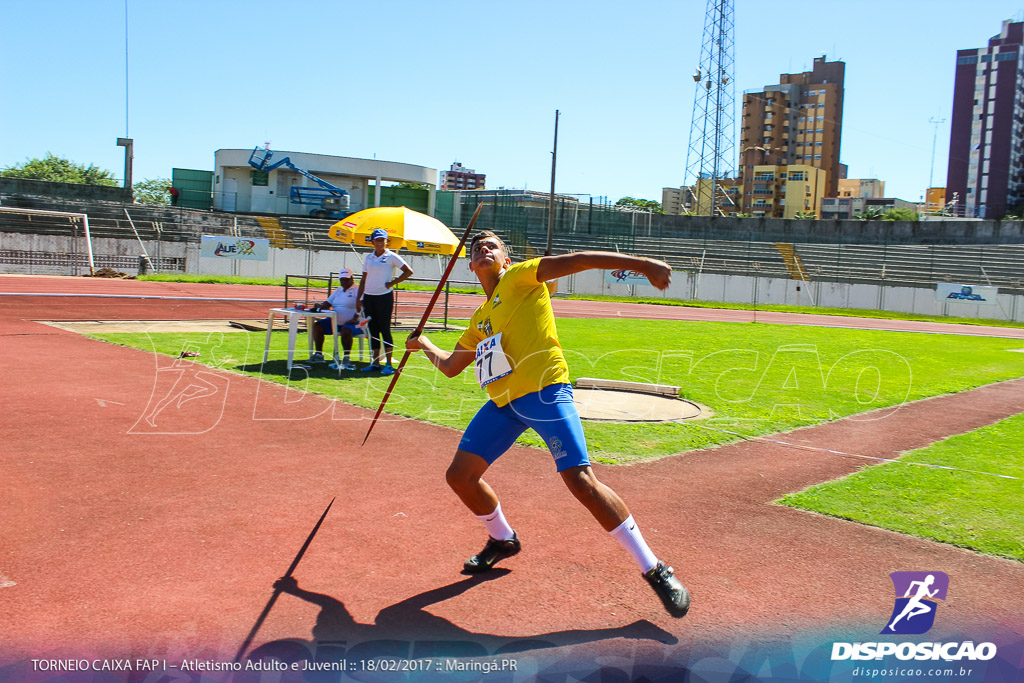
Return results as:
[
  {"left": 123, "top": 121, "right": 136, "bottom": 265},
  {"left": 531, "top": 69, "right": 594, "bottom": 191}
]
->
[{"left": 2, "top": 1, "right": 1023, "bottom": 204}]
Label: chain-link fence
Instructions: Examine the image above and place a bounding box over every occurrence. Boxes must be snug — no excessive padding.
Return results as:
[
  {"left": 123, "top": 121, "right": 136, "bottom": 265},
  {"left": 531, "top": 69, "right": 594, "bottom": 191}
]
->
[
  {"left": 444, "top": 190, "right": 1024, "bottom": 291},
  {"left": 4, "top": 184, "right": 1024, "bottom": 290}
]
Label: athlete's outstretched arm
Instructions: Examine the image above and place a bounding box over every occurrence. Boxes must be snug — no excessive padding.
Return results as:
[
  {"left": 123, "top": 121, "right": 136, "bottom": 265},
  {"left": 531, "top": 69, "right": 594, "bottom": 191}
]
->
[
  {"left": 406, "top": 333, "right": 475, "bottom": 378},
  {"left": 536, "top": 252, "right": 672, "bottom": 289}
]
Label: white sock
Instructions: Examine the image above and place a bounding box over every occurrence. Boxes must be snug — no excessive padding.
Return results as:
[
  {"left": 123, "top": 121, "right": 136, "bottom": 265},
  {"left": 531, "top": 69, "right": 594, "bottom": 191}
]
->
[
  {"left": 475, "top": 502, "right": 515, "bottom": 541},
  {"left": 609, "top": 515, "right": 659, "bottom": 574}
]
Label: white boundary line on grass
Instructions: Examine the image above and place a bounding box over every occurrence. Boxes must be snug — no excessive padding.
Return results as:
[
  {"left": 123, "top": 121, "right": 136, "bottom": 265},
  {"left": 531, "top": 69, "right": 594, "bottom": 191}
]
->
[{"left": 697, "top": 424, "right": 1020, "bottom": 480}]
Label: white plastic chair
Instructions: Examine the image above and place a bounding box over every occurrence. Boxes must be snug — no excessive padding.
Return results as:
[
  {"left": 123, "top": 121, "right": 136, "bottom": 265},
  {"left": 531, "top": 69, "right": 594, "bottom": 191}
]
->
[{"left": 351, "top": 314, "right": 370, "bottom": 361}]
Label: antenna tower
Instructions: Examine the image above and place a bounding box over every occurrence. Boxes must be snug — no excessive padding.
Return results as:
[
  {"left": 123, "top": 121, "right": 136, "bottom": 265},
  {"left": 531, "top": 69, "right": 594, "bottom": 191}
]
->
[{"left": 683, "top": 0, "right": 736, "bottom": 217}]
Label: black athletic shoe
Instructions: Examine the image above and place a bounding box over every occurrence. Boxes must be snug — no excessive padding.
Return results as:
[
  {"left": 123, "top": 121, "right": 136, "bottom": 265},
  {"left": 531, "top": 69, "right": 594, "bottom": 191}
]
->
[
  {"left": 643, "top": 562, "right": 691, "bottom": 618},
  {"left": 463, "top": 532, "right": 521, "bottom": 573}
]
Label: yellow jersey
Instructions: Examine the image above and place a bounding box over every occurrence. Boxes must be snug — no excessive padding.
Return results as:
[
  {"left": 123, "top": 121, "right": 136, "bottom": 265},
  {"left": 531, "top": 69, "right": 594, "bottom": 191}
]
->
[{"left": 457, "top": 258, "right": 569, "bottom": 406}]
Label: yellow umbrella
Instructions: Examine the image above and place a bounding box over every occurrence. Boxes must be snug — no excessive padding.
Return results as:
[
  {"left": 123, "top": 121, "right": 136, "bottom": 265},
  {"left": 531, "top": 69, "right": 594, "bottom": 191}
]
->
[{"left": 328, "top": 207, "right": 466, "bottom": 256}]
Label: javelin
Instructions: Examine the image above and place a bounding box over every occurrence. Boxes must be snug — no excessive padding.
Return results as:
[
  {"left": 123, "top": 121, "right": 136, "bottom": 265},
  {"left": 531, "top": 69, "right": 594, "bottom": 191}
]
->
[
  {"left": 362, "top": 204, "right": 483, "bottom": 445},
  {"left": 233, "top": 497, "right": 335, "bottom": 663}
]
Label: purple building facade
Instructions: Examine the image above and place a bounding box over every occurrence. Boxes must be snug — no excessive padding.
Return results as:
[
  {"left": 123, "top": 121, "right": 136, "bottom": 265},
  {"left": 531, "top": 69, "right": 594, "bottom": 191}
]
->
[{"left": 946, "top": 20, "right": 1024, "bottom": 219}]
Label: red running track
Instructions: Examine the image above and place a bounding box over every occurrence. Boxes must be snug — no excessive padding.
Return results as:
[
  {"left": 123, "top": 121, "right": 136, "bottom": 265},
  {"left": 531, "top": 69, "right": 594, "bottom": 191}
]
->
[{"left": 0, "top": 275, "right": 1022, "bottom": 681}]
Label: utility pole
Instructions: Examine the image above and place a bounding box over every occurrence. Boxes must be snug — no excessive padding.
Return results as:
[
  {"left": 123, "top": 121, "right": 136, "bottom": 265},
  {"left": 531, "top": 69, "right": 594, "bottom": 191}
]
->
[
  {"left": 546, "top": 109, "right": 559, "bottom": 256},
  {"left": 928, "top": 116, "right": 946, "bottom": 212}
]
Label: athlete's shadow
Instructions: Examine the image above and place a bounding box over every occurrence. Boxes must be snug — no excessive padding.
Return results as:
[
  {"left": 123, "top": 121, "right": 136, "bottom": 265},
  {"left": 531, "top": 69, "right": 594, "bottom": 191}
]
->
[{"left": 241, "top": 573, "right": 676, "bottom": 674}]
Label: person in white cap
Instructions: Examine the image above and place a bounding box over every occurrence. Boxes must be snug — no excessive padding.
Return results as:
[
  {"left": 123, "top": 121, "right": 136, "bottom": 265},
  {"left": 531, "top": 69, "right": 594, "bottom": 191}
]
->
[
  {"left": 309, "top": 268, "right": 361, "bottom": 370},
  {"left": 356, "top": 228, "right": 413, "bottom": 375}
]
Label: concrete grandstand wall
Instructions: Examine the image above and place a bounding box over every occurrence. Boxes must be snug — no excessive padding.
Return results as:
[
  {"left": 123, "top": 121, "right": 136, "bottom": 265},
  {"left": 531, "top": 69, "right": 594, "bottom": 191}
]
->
[
  {"left": 0, "top": 232, "right": 188, "bottom": 276},
  {"left": 3, "top": 231, "right": 1021, "bottom": 322},
  {"left": 0, "top": 178, "right": 132, "bottom": 203},
  {"left": 572, "top": 268, "right": 1022, "bottom": 321}
]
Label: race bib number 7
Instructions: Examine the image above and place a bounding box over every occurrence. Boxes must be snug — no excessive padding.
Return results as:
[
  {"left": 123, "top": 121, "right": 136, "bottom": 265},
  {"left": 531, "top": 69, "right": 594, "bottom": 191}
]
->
[{"left": 475, "top": 332, "right": 512, "bottom": 388}]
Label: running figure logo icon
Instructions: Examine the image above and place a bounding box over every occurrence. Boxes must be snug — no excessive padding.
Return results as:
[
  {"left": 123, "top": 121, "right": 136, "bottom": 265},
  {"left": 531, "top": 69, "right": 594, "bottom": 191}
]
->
[{"left": 881, "top": 571, "right": 949, "bottom": 635}]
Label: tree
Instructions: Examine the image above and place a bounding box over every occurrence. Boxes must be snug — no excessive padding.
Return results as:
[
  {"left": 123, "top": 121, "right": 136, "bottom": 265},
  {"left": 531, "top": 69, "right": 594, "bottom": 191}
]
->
[
  {"left": 793, "top": 211, "right": 817, "bottom": 219},
  {"left": 1005, "top": 201, "right": 1024, "bottom": 220},
  {"left": 882, "top": 208, "right": 919, "bottom": 221},
  {"left": 855, "top": 207, "right": 920, "bottom": 221},
  {"left": 133, "top": 178, "right": 172, "bottom": 205},
  {"left": 394, "top": 182, "right": 430, "bottom": 191},
  {"left": 855, "top": 207, "right": 886, "bottom": 221},
  {"left": 1, "top": 153, "right": 118, "bottom": 186},
  {"left": 615, "top": 196, "right": 664, "bottom": 213}
]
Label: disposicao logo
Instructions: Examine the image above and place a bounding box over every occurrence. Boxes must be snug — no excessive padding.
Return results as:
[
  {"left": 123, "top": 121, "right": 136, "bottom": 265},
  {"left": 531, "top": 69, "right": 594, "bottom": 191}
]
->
[
  {"left": 882, "top": 571, "right": 947, "bottom": 635},
  {"left": 831, "top": 571, "right": 997, "bottom": 663}
]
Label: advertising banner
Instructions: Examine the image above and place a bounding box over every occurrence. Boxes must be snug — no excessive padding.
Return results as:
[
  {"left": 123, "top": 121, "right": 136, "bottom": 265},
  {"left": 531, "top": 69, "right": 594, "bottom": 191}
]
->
[
  {"left": 605, "top": 268, "right": 651, "bottom": 285},
  {"left": 200, "top": 235, "right": 270, "bottom": 261},
  {"left": 936, "top": 283, "right": 998, "bottom": 305}
]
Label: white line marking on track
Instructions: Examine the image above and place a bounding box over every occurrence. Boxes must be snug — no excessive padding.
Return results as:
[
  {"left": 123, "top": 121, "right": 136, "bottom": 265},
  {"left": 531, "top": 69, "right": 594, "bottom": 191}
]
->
[{"left": 0, "top": 572, "right": 15, "bottom": 589}]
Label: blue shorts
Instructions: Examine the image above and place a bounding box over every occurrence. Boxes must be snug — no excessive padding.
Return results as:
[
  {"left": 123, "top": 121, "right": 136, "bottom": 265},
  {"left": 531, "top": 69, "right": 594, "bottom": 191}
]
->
[
  {"left": 316, "top": 318, "right": 360, "bottom": 335},
  {"left": 459, "top": 383, "right": 590, "bottom": 472}
]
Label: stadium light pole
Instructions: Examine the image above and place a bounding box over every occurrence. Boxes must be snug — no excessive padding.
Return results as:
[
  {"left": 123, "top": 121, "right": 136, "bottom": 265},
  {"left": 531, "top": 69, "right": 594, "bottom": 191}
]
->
[
  {"left": 124, "top": 0, "right": 130, "bottom": 139},
  {"left": 546, "top": 109, "right": 559, "bottom": 256},
  {"left": 683, "top": 0, "right": 736, "bottom": 218},
  {"left": 117, "top": 138, "right": 134, "bottom": 194},
  {"left": 120, "top": 0, "right": 133, "bottom": 198}
]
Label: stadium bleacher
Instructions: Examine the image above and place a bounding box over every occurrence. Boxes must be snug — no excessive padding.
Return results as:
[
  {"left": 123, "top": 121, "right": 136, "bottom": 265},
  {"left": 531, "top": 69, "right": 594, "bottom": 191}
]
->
[
  {"left": 512, "top": 231, "right": 1024, "bottom": 291},
  {"left": 2, "top": 190, "right": 1023, "bottom": 291}
]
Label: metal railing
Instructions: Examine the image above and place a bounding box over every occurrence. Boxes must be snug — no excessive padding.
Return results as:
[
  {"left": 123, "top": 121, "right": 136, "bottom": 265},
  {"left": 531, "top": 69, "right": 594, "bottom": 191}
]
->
[{"left": 281, "top": 275, "right": 482, "bottom": 331}]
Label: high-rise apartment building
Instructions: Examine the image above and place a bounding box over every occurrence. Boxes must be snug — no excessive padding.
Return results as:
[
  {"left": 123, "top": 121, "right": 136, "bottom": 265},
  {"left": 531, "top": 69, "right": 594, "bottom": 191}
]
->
[
  {"left": 946, "top": 20, "right": 1024, "bottom": 219},
  {"left": 440, "top": 162, "right": 485, "bottom": 191},
  {"left": 661, "top": 186, "right": 687, "bottom": 215},
  {"left": 739, "top": 56, "right": 845, "bottom": 215},
  {"left": 748, "top": 164, "right": 827, "bottom": 218}
]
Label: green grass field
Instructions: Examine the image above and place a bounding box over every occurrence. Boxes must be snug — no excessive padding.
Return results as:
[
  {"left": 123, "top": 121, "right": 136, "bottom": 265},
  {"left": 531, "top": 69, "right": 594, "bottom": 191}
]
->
[
  {"left": 138, "top": 273, "right": 290, "bottom": 287},
  {"left": 91, "top": 317, "right": 1024, "bottom": 561},
  {"left": 780, "top": 412, "right": 1024, "bottom": 561},
  {"left": 136, "top": 274, "right": 1024, "bottom": 329},
  {"left": 92, "top": 318, "right": 1024, "bottom": 457},
  {"left": 560, "top": 293, "right": 1024, "bottom": 329}
]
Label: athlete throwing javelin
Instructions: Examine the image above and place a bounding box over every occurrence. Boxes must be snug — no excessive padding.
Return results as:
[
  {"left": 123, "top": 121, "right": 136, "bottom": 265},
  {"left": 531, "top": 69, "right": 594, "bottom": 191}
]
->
[{"left": 405, "top": 230, "right": 690, "bottom": 618}]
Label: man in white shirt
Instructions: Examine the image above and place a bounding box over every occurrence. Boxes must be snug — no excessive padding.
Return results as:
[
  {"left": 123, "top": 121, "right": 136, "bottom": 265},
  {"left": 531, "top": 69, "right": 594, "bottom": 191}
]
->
[{"left": 310, "top": 268, "right": 361, "bottom": 370}]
